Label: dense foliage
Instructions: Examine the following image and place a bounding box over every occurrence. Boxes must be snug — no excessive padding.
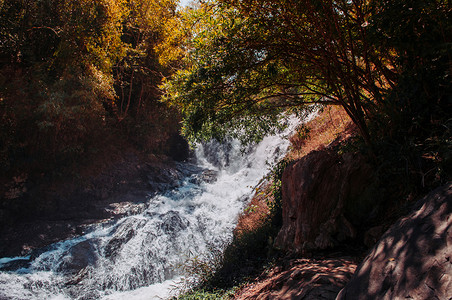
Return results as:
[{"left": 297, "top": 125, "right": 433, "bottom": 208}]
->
[
  {"left": 162, "top": 0, "right": 451, "bottom": 151},
  {"left": 0, "top": 0, "right": 181, "bottom": 175},
  {"left": 2, "top": 0, "right": 449, "bottom": 180},
  {"left": 0, "top": 0, "right": 449, "bottom": 296},
  {"left": 363, "top": 1, "right": 451, "bottom": 197}
]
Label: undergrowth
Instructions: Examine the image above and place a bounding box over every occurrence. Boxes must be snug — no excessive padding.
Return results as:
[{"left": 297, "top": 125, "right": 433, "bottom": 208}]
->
[{"left": 175, "top": 288, "right": 237, "bottom": 300}]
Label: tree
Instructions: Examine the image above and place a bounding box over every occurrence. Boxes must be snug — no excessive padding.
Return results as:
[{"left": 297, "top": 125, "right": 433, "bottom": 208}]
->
[
  {"left": 367, "top": 0, "right": 451, "bottom": 137},
  {"left": 0, "top": 0, "right": 129, "bottom": 165},
  {"left": 162, "top": 0, "right": 450, "bottom": 147},
  {"left": 111, "top": 0, "right": 182, "bottom": 151},
  {"left": 0, "top": 0, "right": 181, "bottom": 172}
]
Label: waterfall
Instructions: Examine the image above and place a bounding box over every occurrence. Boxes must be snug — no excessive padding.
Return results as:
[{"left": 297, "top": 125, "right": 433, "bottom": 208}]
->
[{"left": 0, "top": 114, "right": 311, "bottom": 300}]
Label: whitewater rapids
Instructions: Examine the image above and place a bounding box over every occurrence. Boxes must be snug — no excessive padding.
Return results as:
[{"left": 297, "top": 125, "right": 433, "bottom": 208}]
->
[{"left": 0, "top": 113, "right": 315, "bottom": 300}]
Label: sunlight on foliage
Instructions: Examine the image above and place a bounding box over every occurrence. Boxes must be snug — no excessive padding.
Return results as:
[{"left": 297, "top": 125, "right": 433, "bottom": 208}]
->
[{"left": 0, "top": 0, "right": 180, "bottom": 172}]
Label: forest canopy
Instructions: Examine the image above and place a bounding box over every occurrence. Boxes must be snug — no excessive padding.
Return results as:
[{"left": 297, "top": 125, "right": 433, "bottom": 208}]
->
[
  {"left": 0, "top": 0, "right": 182, "bottom": 173},
  {"left": 0, "top": 0, "right": 450, "bottom": 187},
  {"left": 161, "top": 0, "right": 451, "bottom": 148}
]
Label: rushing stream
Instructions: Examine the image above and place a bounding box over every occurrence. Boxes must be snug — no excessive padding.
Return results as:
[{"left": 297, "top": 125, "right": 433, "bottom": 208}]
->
[{"left": 0, "top": 115, "right": 307, "bottom": 300}]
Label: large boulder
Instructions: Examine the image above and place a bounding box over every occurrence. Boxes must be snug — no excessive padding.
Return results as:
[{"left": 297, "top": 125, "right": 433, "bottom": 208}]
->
[
  {"left": 336, "top": 182, "right": 452, "bottom": 300},
  {"left": 57, "top": 240, "right": 99, "bottom": 274},
  {"left": 274, "top": 150, "right": 377, "bottom": 253}
]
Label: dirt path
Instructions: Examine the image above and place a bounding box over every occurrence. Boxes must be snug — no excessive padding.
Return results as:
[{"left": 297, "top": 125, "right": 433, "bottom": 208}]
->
[{"left": 234, "top": 257, "right": 357, "bottom": 300}]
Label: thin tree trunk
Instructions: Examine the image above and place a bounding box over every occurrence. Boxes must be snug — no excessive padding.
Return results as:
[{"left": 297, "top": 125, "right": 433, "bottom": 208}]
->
[{"left": 123, "top": 70, "right": 134, "bottom": 118}]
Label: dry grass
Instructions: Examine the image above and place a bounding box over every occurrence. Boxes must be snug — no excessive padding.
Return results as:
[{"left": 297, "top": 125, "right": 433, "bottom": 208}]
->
[
  {"left": 287, "top": 105, "right": 357, "bottom": 160},
  {"left": 234, "top": 182, "right": 273, "bottom": 238}
]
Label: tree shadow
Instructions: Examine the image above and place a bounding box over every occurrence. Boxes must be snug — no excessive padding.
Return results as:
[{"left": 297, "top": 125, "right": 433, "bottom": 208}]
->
[{"left": 338, "top": 183, "right": 452, "bottom": 299}]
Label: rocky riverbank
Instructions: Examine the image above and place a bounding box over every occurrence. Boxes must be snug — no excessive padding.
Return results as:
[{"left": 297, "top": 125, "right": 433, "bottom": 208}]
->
[
  {"left": 230, "top": 183, "right": 451, "bottom": 300},
  {"left": 0, "top": 140, "right": 194, "bottom": 257}
]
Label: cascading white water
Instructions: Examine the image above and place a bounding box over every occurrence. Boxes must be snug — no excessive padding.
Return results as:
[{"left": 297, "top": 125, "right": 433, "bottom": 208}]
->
[{"left": 0, "top": 114, "right": 314, "bottom": 300}]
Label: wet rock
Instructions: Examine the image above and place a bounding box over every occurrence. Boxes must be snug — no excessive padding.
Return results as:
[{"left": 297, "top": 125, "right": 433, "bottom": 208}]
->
[
  {"left": 145, "top": 165, "right": 187, "bottom": 193},
  {"left": 105, "top": 200, "right": 147, "bottom": 217},
  {"left": 66, "top": 285, "right": 100, "bottom": 300},
  {"left": 159, "top": 211, "right": 189, "bottom": 235},
  {"left": 0, "top": 257, "right": 30, "bottom": 271},
  {"left": 200, "top": 169, "right": 218, "bottom": 183},
  {"left": 189, "top": 169, "right": 218, "bottom": 185},
  {"left": 275, "top": 150, "right": 377, "bottom": 253},
  {"left": 337, "top": 183, "right": 452, "bottom": 300},
  {"left": 104, "top": 218, "right": 147, "bottom": 258},
  {"left": 0, "top": 151, "right": 194, "bottom": 258},
  {"left": 201, "top": 140, "right": 234, "bottom": 168},
  {"left": 29, "top": 244, "right": 57, "bottom": 260},
  {"left": 104, "top": 232, "right": 134, "bottom": 259},
  {"left": 167, "top": 133, "right": 190, "bottom": 162},
  {"left": 64, "top": 267, "right": 90, "bottom": 286},
  {"left": 57, "top": 240, "right": 99, "bottom": 274}
]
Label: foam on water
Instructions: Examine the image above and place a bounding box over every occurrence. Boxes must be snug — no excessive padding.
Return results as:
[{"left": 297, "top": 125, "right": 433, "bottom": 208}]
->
[{"left": 0, "top": 112, "right": 316, "bottom": 299}]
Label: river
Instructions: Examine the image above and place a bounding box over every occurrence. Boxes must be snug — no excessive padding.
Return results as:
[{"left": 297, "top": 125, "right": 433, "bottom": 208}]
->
[{"left": 0, "top": 115, "right": 304, "bottom": 300}]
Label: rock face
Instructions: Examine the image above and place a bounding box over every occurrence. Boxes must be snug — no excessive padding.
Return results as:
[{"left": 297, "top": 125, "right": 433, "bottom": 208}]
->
[
  {"left": 275, "top": 150, "right": 377, "bottom": 253},
  {"left": 336, "top": 182, "right": 452, "bottom": 300},
  {"left": 57, "top": 240, "right": 99, "bottom": 274}
]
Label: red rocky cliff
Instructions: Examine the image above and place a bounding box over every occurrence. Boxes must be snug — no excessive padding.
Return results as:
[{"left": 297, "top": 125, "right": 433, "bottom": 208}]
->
[{"left": 275, "top": 149, "right": 377, "bottom": 253}]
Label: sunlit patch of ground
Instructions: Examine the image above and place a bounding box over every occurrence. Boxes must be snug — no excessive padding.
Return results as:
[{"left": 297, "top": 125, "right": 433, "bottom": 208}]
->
[
  {"left": 287, "top": 105, "right": 357, "bottom": 160},
  {"left": 234, "top": 257, "right": 357, "bottom": 300}
]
